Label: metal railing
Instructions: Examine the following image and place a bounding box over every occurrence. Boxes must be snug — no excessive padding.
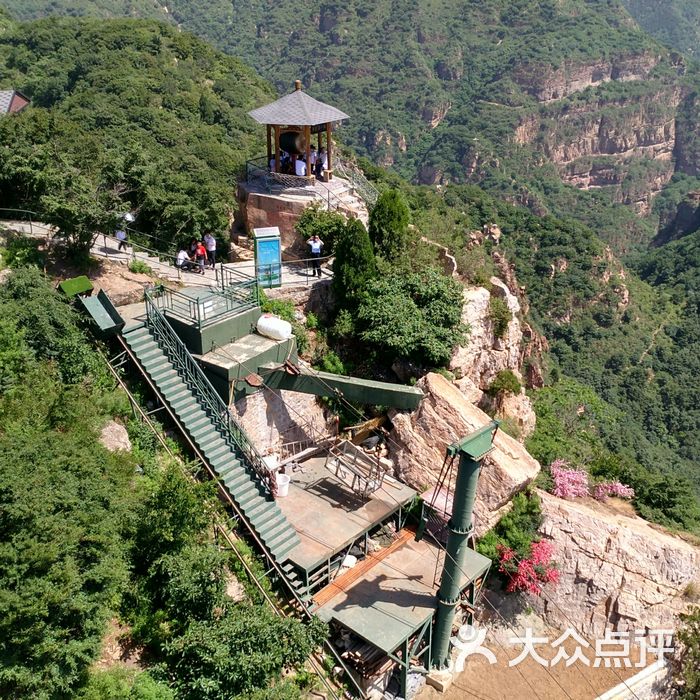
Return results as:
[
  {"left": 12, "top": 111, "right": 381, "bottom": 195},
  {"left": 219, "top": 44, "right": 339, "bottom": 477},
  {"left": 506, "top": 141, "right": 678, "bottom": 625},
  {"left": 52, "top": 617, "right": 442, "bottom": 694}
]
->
[
  {"left": 334, "top": 160, "right": 379, "bottom": 209},
  {"left": 153, "top": 284, "right": 255, "bottom": 329},
  {"left": 245, "top": 157, "right": 362, "bottom": 217},
  {"left": 144, "top": 287, "right": 276, "bottom": 494}
]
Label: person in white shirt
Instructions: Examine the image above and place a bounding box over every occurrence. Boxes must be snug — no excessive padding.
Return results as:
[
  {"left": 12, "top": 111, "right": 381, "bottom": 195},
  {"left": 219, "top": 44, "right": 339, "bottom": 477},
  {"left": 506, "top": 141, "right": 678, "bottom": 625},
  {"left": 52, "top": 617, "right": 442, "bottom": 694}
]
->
[
  {"left": 307, "top": 235, "right": 324, "bottom": 277},
  {"left": 295, "top": 158, "right": 307, "bottom": 177},
  {"left": 203, "top": 233, "right": 217, "bottom": 269},
  {"left": 175, "top": 248, "right": 193, "bottom": 272},
  {"left": 315, "top": 147, "right": 328, "bottom": 179},
  {"left": 309, "top": 145, "right": 317, "bottom": 168}
]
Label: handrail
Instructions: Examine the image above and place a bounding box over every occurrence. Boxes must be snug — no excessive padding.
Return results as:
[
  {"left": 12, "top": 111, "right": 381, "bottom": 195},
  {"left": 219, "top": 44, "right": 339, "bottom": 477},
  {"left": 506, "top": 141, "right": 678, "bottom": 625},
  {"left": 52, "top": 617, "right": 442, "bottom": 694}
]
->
[
  {"left": 143, "top": 286, "right": 276, "bottom": 495},
  {"left": 334, "top": 160, "right": 379, "bottom": 209}
]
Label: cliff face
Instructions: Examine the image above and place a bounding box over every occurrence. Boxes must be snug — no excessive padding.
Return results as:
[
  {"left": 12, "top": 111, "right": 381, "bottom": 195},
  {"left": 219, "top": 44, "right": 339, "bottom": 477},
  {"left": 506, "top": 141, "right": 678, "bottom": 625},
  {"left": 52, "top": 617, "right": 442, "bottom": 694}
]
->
[
  {"left": 514, "top": 75, "right": 684, "bottom": 214},
  {"left": 389, "top": 373, "right": 541, "bottom": 535},
  {"left": 389, "top": 374, "right": 700, "bottom": 638},
  {"left": 511, "top": 53, "right": 661, "bottom": 103},
  {"left": 535, "top": 490, "right": 700, "bottom": 637}
]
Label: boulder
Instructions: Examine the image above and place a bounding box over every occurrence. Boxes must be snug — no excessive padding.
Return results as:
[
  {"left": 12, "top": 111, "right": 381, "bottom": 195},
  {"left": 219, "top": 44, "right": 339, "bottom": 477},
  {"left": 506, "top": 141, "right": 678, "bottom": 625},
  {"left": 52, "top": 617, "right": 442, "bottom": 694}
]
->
[
  {"left": 389, "top": 373, "right": 540, "bottom": 534},
  {"left": 99, "top": 420, "right": 132, "bottom": 452}
]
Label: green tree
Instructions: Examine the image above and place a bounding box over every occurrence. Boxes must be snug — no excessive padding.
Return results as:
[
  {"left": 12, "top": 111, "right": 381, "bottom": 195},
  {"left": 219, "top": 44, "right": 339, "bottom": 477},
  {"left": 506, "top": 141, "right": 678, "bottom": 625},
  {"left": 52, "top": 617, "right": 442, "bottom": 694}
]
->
[
  {"left": 164, "top": 607, "right": 327, "bottom": 700},
  {"left": 674, "top": 606, "right": 700, "bottom": 698},
  {"left": 368, "top": 189, "right": 411, "bottom": 262},
  {"left": 332, "top": 218, "right": 377, "bottom": 309},
  {"left": 356, "top": 268, "right": 466, "bottom": 366},
  {"left": 295, "top": 204, "right": 346, "bottom": 255}
]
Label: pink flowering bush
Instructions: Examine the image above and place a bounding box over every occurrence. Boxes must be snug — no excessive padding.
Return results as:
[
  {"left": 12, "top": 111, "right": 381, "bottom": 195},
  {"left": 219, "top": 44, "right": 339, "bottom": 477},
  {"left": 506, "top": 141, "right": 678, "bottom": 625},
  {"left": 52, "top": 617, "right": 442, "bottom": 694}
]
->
[
  {"left": 548, "top": 459, "right": 635, "bottom": 504},
  {"left": 593, "top": 481, "right": 635, "bottom": 502},
  {"left": 550, "top": 460, "right": 589, "bottom": 499},
  {"left": 497, "top": 540, "right": 559, "bottom": 595}
]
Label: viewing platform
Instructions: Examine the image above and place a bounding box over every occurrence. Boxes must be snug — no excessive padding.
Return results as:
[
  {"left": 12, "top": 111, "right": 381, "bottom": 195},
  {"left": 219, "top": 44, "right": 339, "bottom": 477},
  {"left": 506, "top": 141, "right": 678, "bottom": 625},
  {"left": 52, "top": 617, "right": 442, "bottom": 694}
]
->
[{"left": 241, "top": 81, "right": 377, "bottom": 248}]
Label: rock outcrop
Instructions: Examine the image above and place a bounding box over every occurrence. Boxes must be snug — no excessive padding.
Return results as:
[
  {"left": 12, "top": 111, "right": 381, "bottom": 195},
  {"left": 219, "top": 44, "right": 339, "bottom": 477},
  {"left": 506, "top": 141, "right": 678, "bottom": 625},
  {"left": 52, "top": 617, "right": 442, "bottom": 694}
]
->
[
  {"left": 389, "top": 373, "right": 540, "bottom": 535},
  {"left": 511, "top": 53, "right": 662, "bottom": 103},
  {"left": 449, "top": 277, "right": 538, "bottom": 437},
  {"left": 534, "top": 490, "right": 700, "bottom": 637}
]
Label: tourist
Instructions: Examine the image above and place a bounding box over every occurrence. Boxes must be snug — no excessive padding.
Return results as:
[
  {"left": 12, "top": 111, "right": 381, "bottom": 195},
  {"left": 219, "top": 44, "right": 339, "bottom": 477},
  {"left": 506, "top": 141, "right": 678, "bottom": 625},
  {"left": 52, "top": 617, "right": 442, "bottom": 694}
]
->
[
  {"left": 175, "top": 248, "right": 193, "bottom": 272},
  {"left": 195, "top": 240, "right": 207, "bottom": 274},
  {"left": 309, "top": 145, "right": 317, "bottom": 169},
  {"left": 188, "top": 238, "right": 198, "bottom": 257},
  {"left": 203, "top": 233, "right": 217, "bottom": 269},
  {"left": 316, "top": 147, "right": 328, "bottom": 179},
  {"left": 307, "top": 234, "right": 323, "bottom": 278},
  {"left": 295, "top": 157, "right": 307, "bottom": 177},
  {"left": 115, "top": 228, "right": 128, "bottom": 251}
]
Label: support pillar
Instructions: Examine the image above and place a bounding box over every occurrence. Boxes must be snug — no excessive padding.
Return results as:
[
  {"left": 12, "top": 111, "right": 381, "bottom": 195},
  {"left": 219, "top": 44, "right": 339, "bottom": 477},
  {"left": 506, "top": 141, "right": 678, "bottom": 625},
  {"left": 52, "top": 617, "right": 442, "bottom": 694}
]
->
[
  {"left": 266, "top": 125, "right": 272, "bottom": 169},
  {"left": 326, "top": 122, "right": 333, "bottom": 180},
  {"left": 273, "top": 125, "right": 280, "bottom": 173},
  {"left": 431, "top": 451, "right": 481, "bottom": 669},
  {"left": 304, "top": 124, "right": 312, "bottom": 181}
]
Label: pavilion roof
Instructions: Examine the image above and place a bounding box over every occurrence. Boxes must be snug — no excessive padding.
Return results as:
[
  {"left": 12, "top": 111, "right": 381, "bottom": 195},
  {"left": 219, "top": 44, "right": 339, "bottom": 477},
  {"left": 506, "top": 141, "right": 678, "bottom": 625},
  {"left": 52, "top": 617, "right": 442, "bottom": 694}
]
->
[{"left": 248, "top": 88, "right": 349, "bottom": 126}]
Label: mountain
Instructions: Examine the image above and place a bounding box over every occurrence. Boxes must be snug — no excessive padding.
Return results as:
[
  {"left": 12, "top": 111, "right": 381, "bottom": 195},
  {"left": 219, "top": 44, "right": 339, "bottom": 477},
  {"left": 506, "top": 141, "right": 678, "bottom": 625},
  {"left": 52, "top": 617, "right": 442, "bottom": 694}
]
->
[
  {"left": 6, "top": 0, "right": 698, "bottom": 253},
  {"left": 622, "top": 0, "right": 700, "bottom": 57}
]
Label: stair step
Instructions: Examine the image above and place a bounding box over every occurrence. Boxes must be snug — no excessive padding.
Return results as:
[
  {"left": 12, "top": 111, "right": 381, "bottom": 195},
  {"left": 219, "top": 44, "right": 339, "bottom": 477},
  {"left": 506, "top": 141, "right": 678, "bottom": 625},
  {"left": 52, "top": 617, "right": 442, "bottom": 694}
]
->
[
  {"left": 265, "top": 529, "right": 297, "bottom": 554},
  {"left": 257, "top": 517, "right": 288, "bottom": 543},
  {"left": 272, "top": 537, "right": 299, "bottom": 561}
]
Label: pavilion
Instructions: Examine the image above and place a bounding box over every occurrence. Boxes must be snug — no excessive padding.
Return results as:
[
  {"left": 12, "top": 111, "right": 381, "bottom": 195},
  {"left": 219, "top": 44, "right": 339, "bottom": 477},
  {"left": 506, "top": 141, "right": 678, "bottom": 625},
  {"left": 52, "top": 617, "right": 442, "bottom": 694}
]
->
[{"left": 248, "top": 81, "right": 349, "bottom": 181}]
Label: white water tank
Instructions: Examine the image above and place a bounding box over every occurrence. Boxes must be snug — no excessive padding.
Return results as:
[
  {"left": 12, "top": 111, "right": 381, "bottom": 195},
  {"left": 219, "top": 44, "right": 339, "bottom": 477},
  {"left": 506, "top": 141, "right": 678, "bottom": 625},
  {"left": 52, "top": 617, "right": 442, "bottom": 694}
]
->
[{"left": 257, "top": 313, "right": 293, "bottom": 341}]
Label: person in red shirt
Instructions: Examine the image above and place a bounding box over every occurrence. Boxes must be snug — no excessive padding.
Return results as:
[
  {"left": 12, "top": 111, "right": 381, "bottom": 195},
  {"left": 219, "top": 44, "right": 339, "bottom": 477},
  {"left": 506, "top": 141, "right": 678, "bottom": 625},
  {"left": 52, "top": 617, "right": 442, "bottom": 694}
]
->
[{"left": 195, "top": 241, "right": 207, "bottom": 274}]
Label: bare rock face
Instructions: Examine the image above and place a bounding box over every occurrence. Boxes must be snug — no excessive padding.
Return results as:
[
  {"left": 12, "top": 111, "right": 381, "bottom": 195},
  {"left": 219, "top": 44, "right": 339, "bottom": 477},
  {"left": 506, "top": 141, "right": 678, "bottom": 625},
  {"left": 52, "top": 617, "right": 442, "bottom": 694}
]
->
[
  {"left": 100, "top": 420, "right": 132, "bottom": 452},
  {"left": 233, "top": 387, "right": 335, "bottom": 457},
  {"left": 389, "top": 373, "right": 540, "bottom": 535},
  {"left": 534, "top": 490, "right": 700, "bottom": 637},
  {"left": 448, "top": 277, "right": 539, "bottom": 438}
]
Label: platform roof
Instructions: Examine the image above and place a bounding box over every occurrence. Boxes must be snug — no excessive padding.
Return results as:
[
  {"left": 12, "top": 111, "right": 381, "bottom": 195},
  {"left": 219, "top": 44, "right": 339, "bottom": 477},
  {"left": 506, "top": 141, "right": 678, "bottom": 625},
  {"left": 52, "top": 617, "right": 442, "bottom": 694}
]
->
[
  {"left": 316, "top": 536, "right": 491, "bottom": 654},
  {"left": 248, "top": 88, "right": 349, "bottom": 126}
]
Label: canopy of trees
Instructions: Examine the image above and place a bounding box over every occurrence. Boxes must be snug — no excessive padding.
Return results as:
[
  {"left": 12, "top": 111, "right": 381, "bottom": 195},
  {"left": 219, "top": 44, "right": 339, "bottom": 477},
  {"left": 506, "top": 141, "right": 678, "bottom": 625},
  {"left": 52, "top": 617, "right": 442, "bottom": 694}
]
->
[{"left": 0, "top": 17, "right": 272, "bottom": 251}]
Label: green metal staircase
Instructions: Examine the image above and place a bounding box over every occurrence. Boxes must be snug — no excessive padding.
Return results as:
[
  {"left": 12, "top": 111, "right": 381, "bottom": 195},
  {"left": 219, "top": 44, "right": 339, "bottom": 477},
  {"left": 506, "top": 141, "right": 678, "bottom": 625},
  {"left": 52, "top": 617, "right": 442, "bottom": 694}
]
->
[{"left": 121, "top": 290, "right": 301, "bottom": 566}]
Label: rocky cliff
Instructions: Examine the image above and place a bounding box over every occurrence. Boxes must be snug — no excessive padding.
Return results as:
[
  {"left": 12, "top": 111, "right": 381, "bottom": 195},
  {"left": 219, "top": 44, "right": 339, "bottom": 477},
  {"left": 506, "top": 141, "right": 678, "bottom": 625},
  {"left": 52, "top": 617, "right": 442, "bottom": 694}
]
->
[
  {"left": 511, "top": 53, "right": 662, "bottom": 103},
  {"left": 389, "top": 373, "right": 700, "bottom": 638},
  {"left": 535, "top": 490, "right": 700, "bottom": 637},
  {"left": 389, "top": 373, "right": 541, "bottom": 535}
]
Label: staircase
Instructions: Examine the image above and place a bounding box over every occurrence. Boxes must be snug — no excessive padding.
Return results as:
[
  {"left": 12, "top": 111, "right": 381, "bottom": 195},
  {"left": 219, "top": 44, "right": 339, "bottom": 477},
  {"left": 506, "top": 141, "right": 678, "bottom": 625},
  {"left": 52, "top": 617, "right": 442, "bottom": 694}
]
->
[{"left": 121, "top": 308, "right": 302, "bottom": 568}]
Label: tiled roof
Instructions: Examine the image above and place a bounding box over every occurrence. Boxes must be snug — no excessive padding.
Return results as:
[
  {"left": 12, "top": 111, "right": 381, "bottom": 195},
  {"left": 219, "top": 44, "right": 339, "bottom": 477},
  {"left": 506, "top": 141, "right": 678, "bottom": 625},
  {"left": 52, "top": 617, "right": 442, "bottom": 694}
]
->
[{"left": 248, "top": 88, "right": 349, "bottom": 126}]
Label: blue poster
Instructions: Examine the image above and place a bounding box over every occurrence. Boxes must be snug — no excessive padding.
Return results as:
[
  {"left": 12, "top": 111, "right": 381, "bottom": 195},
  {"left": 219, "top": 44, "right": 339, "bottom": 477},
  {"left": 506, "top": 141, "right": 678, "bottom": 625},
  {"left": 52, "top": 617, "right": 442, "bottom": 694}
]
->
[{"left": 256, "top": 238, "right": 282, "bottom": 288}]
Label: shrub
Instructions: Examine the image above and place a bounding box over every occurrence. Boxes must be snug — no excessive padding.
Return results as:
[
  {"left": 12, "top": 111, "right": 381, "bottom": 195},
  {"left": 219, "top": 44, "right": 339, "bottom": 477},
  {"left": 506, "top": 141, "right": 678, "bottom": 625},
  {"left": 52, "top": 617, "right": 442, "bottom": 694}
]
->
[
  {"left": 489, "top": 296, "right": 511, "bottom": 339},
  {"left": 129, "top": 259, "right": 153, "bottom": 275},
  {"left": 295, "top": 204, "right": 346, "bottom": 255},
  {"left": 3, "top": 234, "right": 45, "bottom": 268},
  {"left": 592, "top": 480, "right": 635, "bottom": 502},
  {"left": 331, "top": 308, "right": 354, "bottom": 340},
  {"left": 319, "top": 350, "right": 346, "bottom": 375},
  {"left": 305, "top": 311, "right": 319, "bottom": 330},
  {"left": 356, "top": 268, "right": 467, "bottom": 367},
  {"left": 497, "top": 540, "right": 559, "bottom": 595},
  {"left": 368, "top": 189, "right": 412, "bottom": 263},
  {"left": 487, "top": 369, "right": 522, "bottom": 396},
  {"left": 550, "top": 459, "right": 590, "bottom": 499}
]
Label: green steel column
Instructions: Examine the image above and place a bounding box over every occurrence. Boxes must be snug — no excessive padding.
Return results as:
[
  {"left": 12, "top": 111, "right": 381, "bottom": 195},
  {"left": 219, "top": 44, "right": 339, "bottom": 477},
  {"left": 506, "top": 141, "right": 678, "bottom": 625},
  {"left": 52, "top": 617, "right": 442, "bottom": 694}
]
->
[{"left": 431, "top": 451, "right": 481, "bottom": 669}]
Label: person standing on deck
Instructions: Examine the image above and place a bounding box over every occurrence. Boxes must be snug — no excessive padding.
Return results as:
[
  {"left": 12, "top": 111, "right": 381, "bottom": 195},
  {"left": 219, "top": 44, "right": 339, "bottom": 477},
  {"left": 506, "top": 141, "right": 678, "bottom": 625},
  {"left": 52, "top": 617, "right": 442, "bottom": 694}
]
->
[
  {"left": 315, "top": 147, "right": 328, "bottom": 179},
  {"left": 203, "top": 233, "right": 217, "bottom": 269},
  {"left": 195, "top": 240, "right": 207, "bottom": 275},
  {"left": 307, "top": 234, "right": 324, "bottom": 278}
]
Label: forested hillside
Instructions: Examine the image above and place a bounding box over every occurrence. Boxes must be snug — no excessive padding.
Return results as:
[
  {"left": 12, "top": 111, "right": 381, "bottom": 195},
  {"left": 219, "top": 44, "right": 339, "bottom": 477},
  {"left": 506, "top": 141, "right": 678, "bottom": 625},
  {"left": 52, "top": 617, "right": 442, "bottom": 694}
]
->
[
  {"left": 623, "top": 0, "right": 700, "bottom": 56},
  {"left": 0, "top": 17, "right": 272, "bottom": 250},
  {"left": 6, "top": 0, "right": 700, "bottom": 254}
]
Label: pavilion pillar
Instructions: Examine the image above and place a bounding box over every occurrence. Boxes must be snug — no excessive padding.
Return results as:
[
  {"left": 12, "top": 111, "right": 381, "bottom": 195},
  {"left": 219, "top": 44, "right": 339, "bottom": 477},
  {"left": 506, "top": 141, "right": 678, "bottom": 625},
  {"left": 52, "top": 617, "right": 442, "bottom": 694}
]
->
[
  {"left": 266, "top": 125, "right": 272, "bottom": 169},
  {"left": 304, "top": 125, "right": 312, "bottom": 180},
  {"left": 273, "top": 125, "right": 281, "bottom": 173},
  {"left": 326, "top": 122, "right": 333, "bottom": 180}
]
